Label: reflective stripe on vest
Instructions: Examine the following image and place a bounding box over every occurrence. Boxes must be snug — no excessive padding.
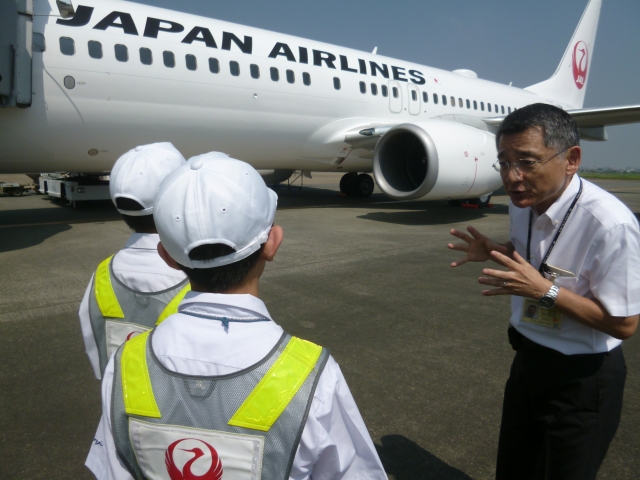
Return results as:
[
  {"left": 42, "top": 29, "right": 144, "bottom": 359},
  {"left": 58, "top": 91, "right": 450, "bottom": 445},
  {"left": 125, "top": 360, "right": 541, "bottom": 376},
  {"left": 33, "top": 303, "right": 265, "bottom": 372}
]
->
[
  {"left": 155, "top": 284, "right": 191, "bottom": 325},
  {"left": 121, "top": 331, "right": 161, "bottom": 418},
  {"left": 228, "top": 337, "right": 322, "bottom": 432},
  {"left": 95, "top": 255, "right": 125, "bottom": 319},
  {"left": 121, "top": 333, "right": 321, "bottom": 431}
]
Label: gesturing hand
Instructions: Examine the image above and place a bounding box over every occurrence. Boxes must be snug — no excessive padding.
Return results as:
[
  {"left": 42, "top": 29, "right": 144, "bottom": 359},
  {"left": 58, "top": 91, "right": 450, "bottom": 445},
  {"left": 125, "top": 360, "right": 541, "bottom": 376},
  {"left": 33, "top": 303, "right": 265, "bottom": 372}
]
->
[
  {"left": 448, "top": 226, "right": 508, "bottom": 267},
  {"left": 478, "top": 250, "right": 552, "bottom": 299}
]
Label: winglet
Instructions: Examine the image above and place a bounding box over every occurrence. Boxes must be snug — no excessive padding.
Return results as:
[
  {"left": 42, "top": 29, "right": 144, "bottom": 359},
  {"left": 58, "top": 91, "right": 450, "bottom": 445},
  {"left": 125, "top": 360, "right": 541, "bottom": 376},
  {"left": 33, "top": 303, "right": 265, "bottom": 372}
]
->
[{"left": 525, "top": 0, "right": 602, "bottom": 109}]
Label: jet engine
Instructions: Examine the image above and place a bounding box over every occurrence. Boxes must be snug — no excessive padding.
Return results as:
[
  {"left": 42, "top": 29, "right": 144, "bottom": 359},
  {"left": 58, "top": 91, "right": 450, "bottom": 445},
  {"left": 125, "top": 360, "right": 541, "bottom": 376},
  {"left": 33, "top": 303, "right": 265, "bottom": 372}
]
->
[{"left": 372, "top": 120, "right": 502, "bottom": 201}]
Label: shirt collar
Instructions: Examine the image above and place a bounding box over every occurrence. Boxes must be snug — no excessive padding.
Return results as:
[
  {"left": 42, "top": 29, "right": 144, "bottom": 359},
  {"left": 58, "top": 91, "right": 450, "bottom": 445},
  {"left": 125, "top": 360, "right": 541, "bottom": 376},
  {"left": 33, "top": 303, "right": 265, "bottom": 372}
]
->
[
  {"left": 537, "top": 174, "right": 580, "bottom": 225},
  {"left": 124, "top": 233, "right": 161, "bottom": 250},
  {"left": 179, "top": 291, "right": 273, "bottom": 322}
]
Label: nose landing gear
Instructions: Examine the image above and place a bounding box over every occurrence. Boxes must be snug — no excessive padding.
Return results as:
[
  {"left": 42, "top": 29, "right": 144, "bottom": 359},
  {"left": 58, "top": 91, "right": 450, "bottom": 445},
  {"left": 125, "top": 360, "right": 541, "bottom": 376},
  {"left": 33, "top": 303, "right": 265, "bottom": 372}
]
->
[{"left": 340, "top": 173, "right": 374, "bottom": 198}]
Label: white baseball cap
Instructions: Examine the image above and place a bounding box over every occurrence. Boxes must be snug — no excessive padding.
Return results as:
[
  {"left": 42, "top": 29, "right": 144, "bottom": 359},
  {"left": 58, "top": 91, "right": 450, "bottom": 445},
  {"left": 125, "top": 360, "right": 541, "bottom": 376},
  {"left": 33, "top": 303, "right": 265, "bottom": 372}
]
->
[
  {"left": 154, "top": 152, "right": 278, "bottom": 268},
  {"left": 110, "top": 142, "right": 186, "bottom": 216}
]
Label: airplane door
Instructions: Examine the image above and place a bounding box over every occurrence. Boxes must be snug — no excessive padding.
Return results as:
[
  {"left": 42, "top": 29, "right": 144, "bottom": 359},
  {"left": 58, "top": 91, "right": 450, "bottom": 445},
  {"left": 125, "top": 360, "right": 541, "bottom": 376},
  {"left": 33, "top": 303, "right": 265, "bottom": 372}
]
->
[
  {"left": 407, "top": 84, "right": 420, "bottom": 115},
  {"left": 388, "top": 81, "right": 403, "bottom": 113}
]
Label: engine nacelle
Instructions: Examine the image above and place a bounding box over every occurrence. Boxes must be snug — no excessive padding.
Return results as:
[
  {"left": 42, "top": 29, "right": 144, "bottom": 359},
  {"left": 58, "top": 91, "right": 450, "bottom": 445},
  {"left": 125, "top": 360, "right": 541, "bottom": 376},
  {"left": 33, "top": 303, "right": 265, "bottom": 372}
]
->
[{"left": 372, "top": 120, "right": 502, "bottom": 201}]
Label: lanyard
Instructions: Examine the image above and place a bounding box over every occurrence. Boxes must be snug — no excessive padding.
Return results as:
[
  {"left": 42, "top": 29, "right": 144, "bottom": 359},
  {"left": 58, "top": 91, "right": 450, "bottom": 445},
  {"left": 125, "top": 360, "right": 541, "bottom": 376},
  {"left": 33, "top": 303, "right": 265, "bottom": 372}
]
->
[{"left": 526, "top": 178, "right": 583, "bottom": 275}]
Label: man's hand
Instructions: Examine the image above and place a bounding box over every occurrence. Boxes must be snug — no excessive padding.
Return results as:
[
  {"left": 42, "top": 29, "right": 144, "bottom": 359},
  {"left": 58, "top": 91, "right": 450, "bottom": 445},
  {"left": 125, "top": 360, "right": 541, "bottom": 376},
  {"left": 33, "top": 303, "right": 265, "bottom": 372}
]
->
[
  {"left": 478, "top": 250, "right": 552, "bottom": 299},
  {"left": 448, "top": 226, "right": 510, "bottom": 267}
]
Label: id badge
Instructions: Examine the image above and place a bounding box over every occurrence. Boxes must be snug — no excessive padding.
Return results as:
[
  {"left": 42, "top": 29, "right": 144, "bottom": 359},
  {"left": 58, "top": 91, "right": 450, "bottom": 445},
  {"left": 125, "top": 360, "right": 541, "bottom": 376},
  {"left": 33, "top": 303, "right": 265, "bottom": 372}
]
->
[{"left": 521, "top": 299, "right": 562, "bottom": 329}]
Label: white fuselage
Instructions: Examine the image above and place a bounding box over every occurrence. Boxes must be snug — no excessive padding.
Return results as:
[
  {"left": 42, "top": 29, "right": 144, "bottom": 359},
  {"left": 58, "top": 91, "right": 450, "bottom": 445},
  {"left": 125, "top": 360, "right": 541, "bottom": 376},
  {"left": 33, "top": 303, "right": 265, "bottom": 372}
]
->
[{"left": 0, "top": 0, "right": 566, "bottom": 194}]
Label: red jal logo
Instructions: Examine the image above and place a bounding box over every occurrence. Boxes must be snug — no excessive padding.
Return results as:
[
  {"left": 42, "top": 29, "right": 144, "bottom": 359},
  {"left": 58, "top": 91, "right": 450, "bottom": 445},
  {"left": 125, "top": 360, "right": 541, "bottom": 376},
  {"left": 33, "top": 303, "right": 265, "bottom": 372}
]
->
[
  {"left": 572, "top": 41, "right": 588, "bottom": 90},
  {"left": 165, "top": 438, "right": 223, "bottom": 480}
]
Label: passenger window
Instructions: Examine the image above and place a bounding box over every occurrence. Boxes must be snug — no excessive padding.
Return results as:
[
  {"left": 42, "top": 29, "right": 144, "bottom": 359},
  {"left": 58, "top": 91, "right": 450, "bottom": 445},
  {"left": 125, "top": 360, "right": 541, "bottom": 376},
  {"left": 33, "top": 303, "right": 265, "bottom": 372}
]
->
[
  {"left": 473, "top": 100, "right": 477, "bottom": 110},
  {"left": 371, "top": 83, "right": 378, "bottom": 96},
  {"left": 115, "top": 44, "right": 128, "bottom": 62},
  {"left": 209, "top": 58, "right": 219, "bottom": 73},
  {"left": 381, "top": 85, "right": 388, "bottom": 97},
  {"left": 163, "top": 51, "right": 175, "bottom": 68},
  {"left": 303, "top": 72, "right": 311, "bottom": 86},
  {"left": 230, "top": 61, "right": 240, "bottom": 76},
  {"left": 422, "top": 92, "right": 428, "bottom": 103},
  {"left": 186, "top": 54, "right": 197, "bottom": 71},
  {"left": 508, "top": 106, "right": 512, "bottom": 114},
  {"left": 286, "top": 69, "right": 295, "bottom": 84},
  {"left": 139, "top": 47, "right": 152, "bottom": 65},
  {"left": 480, "top": 102, "right": 485, "bottom": 111},
  {"left": 459, "top": 98, "right": 463, "bottom": 108},
  {"left": 433, "top": 93, "right": 438, "bottom": 104},
  {"left": 88, "top": 41, "right": 102, "bottom": 59},
  {"left": 501, "top": 105, "right": 505, "bottom": 114},
  {"left": 393, "top": 87, "right": 399, "bottom": 98},
  {"left": 333, "top": 77, "right": 341, "bottom": 90},
  {"left": 360, "top": 81, "right": 366, "bottom": 94},
  {"left": 442, "top": 95, "right": 447, "bottom": 106},
  {"left": 488, "top": 103, "right": 492, "bottom": 112},
  {"left": 495, "top": 104, "right": 498, "bottom": 113},
  {"left": 270, "top": 67, "right": 279, "bottom": 81},
  {"left": 59, "top": 36, "right": 75, "bottom": 56},
  {"left": 466, "top": 99, "right": 470, "bottom": 109},
  {"left": 411, "top": 90, "right": 417, "bottom": 101},
  {"left": 450, "top": 96, "right": 455, "bottom": 106},
  {"left": 250, "top": 64, "right": 260, "bottom": 79}
]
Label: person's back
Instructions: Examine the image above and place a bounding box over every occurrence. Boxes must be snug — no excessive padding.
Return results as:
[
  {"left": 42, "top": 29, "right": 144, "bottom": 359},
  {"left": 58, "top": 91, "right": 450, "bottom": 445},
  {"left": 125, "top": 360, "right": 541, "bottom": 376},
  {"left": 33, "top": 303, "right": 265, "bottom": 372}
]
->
[
  {"left": 79, "top": 143, "right": 188, "bottom": 379},
  {"left": 85, "top": 153, "right": 387, "bottom": 479}
]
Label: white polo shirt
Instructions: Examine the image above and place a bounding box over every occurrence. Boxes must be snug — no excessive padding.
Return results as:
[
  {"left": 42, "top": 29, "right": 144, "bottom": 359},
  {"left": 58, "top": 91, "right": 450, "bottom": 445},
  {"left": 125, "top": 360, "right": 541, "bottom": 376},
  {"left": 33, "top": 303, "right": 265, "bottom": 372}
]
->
[
  {"left": 509, "top": 175, "right": 640, "bottom": 355},
  {"left": 85, "top": 292, "right": 387, "bottom": 480},
  {"left": 78, "top": 233, "right": 187, "bottom": 379}
]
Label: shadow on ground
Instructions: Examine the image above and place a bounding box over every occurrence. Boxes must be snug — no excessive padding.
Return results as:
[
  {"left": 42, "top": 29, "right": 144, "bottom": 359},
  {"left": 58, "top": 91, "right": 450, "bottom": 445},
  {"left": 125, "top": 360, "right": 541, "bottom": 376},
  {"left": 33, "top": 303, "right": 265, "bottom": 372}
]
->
[
  {"left": 377, "top": 435, "right": 474, "bottom": 480},
  {"left": 0, "top": 224, "right": 73, "bottom": 253}
]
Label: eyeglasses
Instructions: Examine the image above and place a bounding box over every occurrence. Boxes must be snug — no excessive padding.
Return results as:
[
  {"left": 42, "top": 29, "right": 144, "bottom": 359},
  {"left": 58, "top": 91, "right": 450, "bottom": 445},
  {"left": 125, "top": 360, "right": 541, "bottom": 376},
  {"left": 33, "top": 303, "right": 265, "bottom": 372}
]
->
[{"left": 492, "top": 148, "right": 569, "bottom": 175}]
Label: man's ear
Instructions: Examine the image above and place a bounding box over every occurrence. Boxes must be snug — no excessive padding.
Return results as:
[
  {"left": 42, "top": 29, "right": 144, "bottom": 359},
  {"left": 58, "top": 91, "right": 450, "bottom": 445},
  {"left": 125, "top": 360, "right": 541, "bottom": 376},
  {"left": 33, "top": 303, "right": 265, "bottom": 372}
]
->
[
  {"left": 566, "top": 145, "right": 581, "bottom": 175},
  {"left": 260, "top": 225, "right": 284, "bottom": 262},
  {"left": 157, "top": 242, "right": 183, "bottom": 270}
]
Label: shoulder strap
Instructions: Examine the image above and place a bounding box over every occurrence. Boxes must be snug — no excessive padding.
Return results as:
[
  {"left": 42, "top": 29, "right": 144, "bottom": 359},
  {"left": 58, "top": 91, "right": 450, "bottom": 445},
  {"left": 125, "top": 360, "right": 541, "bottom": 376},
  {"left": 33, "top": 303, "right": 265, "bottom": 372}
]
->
[
  {"left": 94, "top": 255, "right": 124, "bottom": 319},
  {"left": 120, "top": 331, "right": 161, "bottom": 418},
  {"left": 155, "top": 283, "right": 191, "bottom": 325},
  {"left": 228, "top": 336, "right": 322, "bottom": 432}
]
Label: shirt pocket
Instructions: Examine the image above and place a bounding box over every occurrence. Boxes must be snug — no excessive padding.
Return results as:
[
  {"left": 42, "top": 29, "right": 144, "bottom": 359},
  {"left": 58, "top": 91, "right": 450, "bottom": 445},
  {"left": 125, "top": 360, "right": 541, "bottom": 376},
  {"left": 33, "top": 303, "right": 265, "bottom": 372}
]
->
[{"left": 553, "top": 276, "right": 578, "bottom": 293}]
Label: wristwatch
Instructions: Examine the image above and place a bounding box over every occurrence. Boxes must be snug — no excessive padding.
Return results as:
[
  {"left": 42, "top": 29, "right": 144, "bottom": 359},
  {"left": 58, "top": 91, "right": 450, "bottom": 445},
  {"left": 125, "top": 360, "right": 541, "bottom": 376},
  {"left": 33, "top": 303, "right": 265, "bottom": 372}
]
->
[{"left": 539, "top": 284, "right": 560, "bottom": 309}]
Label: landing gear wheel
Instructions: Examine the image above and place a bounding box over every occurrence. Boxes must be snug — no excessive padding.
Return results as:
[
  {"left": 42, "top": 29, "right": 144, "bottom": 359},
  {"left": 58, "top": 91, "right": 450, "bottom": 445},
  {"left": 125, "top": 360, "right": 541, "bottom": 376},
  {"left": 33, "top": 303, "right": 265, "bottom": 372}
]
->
[
  {"left": 354, "top": 174, "right": 374, "bottom": 198},
  {"left": 471, "top": 194, "right": 491, "bottom": 208},
  {"left": 339, "top": 173, "right": 358, "bottom": 194}
]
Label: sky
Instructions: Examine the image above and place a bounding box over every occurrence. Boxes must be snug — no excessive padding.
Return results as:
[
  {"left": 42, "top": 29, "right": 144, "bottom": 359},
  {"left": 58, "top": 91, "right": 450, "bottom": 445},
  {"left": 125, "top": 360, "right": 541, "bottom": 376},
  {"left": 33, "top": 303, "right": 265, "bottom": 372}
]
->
[{"left": 131, "top": 0, "right": 640, "bottom": 169}]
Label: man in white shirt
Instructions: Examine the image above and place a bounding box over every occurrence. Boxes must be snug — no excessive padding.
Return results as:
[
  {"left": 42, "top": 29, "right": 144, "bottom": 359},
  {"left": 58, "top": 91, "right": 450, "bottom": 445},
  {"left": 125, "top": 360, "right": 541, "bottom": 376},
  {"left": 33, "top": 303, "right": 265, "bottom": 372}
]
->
[
  {"left": 79, "top": 143, "right": 187, "bottom": 379},
  {"left": 85, "top": 152, "right": 387, "bottom": 479},
  {"left": 447, "top": 104, "right": 640, "bottom": 480}
]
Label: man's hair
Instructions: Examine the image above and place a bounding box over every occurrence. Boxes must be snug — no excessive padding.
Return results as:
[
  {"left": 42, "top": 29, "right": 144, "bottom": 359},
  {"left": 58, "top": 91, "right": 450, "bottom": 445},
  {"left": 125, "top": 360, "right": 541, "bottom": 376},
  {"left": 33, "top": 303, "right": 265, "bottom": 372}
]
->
[
  {"left": 496, "top": 103, "right": 580, "bottom": 151},
  {"left": 179, "top": 244, "right": 263, "bottom": 293},
  {"left": 115, "top": 197, "right": 156, "bottom": 231}
]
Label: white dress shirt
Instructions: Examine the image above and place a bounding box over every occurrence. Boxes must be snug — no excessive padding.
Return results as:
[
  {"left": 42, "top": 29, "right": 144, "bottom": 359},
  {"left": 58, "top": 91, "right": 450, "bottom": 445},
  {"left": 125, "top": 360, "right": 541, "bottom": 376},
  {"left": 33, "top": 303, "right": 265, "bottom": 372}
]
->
[
  {"left": 78, "top": 233, "right": 187, "bottom": 379},
  {"left": 509, "top": 175, "right": 640, "bottom": 354},
  {"left": 85, "top": 291, "right": 387, "bottom": 480}
]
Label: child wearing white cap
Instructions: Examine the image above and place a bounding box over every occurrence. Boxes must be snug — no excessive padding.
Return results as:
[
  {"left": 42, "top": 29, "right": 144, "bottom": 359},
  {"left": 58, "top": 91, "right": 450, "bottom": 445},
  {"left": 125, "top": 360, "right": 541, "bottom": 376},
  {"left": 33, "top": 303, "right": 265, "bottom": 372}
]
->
[
  {"left": 85, "top": 153, "right": 387, "bottom": 479},
  {"left": 78, "top": 143, "right": 189, "bottom": 380}
]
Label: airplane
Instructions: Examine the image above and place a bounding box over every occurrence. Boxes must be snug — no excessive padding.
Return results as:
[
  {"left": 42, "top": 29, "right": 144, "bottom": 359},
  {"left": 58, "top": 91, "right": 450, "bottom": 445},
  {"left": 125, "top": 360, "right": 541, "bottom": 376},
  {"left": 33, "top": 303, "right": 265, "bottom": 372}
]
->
[{"left": 0, "top": 0, "right": 639, "bottom": 205}]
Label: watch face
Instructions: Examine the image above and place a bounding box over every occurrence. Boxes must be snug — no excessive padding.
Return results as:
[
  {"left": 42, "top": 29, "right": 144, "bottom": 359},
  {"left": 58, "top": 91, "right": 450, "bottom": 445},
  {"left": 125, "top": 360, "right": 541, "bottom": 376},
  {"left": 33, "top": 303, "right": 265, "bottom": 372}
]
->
[{"left": 539, "top": 296, "right": 554, "bottom": 309}]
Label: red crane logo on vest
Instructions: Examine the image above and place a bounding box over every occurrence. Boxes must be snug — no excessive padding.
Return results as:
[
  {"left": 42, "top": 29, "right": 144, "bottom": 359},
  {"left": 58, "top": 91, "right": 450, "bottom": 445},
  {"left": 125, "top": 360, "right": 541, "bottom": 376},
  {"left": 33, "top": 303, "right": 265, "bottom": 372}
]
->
[
  {"left": 572, "top": 41, "right": 588, "bottom": 90},
  {"left": 165, "top": 438, "right": 223, "bottom": 480}
]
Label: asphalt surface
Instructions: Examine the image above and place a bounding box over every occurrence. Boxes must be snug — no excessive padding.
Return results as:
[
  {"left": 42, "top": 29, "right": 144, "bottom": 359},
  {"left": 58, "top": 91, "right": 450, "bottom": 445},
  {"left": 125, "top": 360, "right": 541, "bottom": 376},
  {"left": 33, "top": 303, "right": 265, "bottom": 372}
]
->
[{"left": 1, "top": 174, "right": 639, "bottom": 479}]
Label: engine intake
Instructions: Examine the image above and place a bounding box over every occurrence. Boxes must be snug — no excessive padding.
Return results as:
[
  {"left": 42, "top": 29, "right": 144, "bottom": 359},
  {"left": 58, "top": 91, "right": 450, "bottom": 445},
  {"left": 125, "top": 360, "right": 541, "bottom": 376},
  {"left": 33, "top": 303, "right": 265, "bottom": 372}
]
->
[{"left": 373, "top": 123, "right": 439, "bottom": 200}]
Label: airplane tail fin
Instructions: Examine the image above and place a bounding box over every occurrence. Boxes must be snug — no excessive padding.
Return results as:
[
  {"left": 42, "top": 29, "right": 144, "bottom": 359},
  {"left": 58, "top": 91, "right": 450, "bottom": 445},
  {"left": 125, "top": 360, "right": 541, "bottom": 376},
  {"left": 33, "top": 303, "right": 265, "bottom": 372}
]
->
[{"left": 525, "top": 0, "right": 602, "bottom": 109}]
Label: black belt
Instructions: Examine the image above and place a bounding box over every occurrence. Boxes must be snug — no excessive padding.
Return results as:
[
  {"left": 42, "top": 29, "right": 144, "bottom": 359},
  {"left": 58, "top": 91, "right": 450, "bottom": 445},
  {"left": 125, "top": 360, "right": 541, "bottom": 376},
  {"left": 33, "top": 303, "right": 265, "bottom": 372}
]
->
[{"left": 507, "top": 326, "right": 617, "bottom": 357}]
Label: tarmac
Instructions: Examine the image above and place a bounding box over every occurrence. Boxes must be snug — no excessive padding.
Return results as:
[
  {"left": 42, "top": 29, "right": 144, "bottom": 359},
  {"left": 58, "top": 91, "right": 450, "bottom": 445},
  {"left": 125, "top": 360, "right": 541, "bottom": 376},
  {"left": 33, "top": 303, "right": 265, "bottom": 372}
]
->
[{"left": 1, "top": 173, "right": 639, "bottom": 479}]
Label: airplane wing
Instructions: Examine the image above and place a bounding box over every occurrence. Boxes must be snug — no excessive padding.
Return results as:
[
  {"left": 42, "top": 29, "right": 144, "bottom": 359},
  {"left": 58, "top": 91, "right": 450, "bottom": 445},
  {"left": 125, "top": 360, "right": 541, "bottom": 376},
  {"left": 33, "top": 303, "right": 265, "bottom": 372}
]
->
[{"left": 483, "top": 105, "right": 640, "bottom": 128}]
